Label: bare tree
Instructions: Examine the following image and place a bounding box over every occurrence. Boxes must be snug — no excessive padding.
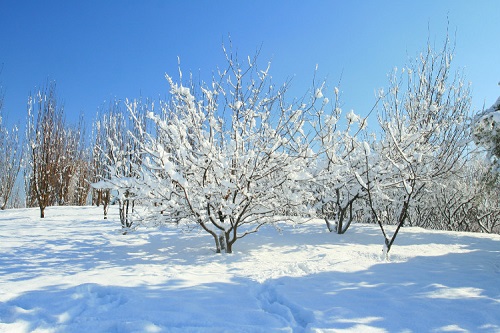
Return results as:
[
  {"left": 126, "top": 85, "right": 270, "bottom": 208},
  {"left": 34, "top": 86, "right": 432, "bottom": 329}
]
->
[
  {"left": 59, "top": 116, "right": 91, "bottom": 206},
  {"left": 26, "top": 82, "right": 66, "bottom": 218}
]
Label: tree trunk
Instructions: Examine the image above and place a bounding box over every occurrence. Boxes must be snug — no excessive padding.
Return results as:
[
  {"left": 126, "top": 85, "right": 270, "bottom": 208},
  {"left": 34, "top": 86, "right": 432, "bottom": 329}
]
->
[
  {"left": 225, "top": 230, "right": 236, "bottom": 254},
  {"left": 213, "top": 234, "right": 222, "bottom": 253},
  {"left": 103, "top": 202, "right": 109, "bottom": 219},
  {"left": 102, "top": 190, "right": 110, "bottom": 219},
  {"left": 219, "top": 234, "right": 226, "bottom": 252},
  {"left": 95, "top": 190, "right": 102, "bottom": 207},
  {"left": 325, "top": 218, "right": 334, "bottom": 232},
  {"left": 226, "top": 242, "right": 233, "bottom": 254},
  {"left": 40, "top": 206, "right": 45, "bottom": 218},
  {"left": 336, "top": 207, "right": 346, "bottom": 234},
  {"left": 341, "top": 201, "right": 356, "bottom": 234},
  {"left": 385, "top": 199, "right": 409, "bottom": 253}
]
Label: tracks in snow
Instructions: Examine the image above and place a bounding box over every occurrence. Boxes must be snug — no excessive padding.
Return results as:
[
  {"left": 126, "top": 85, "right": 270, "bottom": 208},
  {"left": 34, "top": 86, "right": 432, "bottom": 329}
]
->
[{"left": 256, "top": 280, "right": 315, "bottom": 333}]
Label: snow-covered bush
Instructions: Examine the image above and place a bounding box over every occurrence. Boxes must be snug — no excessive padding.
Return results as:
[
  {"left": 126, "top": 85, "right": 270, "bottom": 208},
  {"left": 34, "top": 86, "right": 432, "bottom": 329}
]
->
[{"left": 412, "top": 159, "right": 500, "bottom": 233}]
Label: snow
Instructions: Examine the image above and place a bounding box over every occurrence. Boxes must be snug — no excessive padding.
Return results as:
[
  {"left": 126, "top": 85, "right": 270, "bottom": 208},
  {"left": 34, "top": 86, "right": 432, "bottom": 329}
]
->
[
  {"left": 315, "top": 89, "right": 324, "bottom": 99},
  {"left": 91, "top": 180, "right": 114, "bottom": 190},
  {"left": 346, "top": 110, "right": 360, "bottom": 124},
  {"left": 1, "top": 206, "right": 500, "bottom": 332},
  {"left": 233, "top": 101, "right": 244, "bottom": 110}
]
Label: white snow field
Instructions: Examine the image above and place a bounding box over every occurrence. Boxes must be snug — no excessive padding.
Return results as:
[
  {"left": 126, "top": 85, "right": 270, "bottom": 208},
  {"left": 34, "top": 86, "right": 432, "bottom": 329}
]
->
[{"left": 0, "top": 206, "right": 499, "bottom": 333}]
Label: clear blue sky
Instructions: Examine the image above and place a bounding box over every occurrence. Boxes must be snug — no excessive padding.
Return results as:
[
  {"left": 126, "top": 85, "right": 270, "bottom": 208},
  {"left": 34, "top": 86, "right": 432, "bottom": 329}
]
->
[{"left": 0, "top": 1, "right": 499, "bottom": 129}]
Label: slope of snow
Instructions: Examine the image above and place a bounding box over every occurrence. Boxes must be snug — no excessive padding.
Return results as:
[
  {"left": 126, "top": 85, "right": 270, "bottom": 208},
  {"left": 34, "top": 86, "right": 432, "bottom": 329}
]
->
[{"left": 0, "top": 206, "right": 499, "bottom": 332}]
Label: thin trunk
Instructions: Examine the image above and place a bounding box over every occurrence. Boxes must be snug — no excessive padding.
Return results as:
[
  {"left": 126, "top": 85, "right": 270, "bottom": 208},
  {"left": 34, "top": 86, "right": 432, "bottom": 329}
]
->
[
  {"left": 325, "top": 218, "right": 334, "bottom": 232},
  {"left": 341, "top": 201, "right": 355, "bottom": 234},
  {"left": 102, "top": 189, "right": 110, "bottom": 219},
  {"left": 386, "top": 199, "right": 409, "bottom": 252},
  {"left": 198, "top": 217, "right": 222, "bottom": 253},
  {"left": 103, "top": 202, "right": 109, "bottom": 219},
  {"left": 336, "top": 207, "right": 346, "bottom": 234}
]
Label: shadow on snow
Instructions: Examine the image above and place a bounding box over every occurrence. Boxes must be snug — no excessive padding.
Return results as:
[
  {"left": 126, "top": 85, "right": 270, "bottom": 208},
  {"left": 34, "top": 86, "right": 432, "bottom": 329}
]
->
[{"left": 0, "top": 207, "right": 499, "bottom": 332}]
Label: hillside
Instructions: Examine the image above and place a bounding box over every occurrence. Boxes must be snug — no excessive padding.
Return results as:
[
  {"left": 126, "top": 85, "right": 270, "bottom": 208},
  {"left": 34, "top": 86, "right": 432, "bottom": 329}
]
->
[{"left": 1, "top": 206, "right": 499, "bottom": 332}]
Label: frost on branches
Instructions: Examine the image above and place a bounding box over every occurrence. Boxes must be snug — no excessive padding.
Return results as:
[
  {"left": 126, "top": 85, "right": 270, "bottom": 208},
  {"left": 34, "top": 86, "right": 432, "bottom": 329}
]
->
[
  {"left": 91, "top": 99, "right": 148, "bottom": 231},
  {"left": 308, "top": 85, "right": 369, "bottom": 235},
  {"left": 94, "top": 39, "right": 488, "bottom": 255},
  {"left": 105, "top": 52, "right": 316, "bottom": 253},
  {"left": 473, "top": 93, "right": 500, "bottom": 170},
  {"left": 361, "top": 40, "right": 471, "bottom": 253}
]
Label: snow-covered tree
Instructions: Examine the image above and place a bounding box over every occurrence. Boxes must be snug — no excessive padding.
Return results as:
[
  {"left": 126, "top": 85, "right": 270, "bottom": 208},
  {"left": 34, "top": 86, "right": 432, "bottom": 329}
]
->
[
  {"left": 309, "top": 85, "right": 371, "bottom": 234},
  {"left": 0, "top": 86, "right": 22, "bottom": 210},
  {"left": 106, "top": 51, "right": 316, "bottom": 252},
  {"left": 91, "top": 99, "right": 147, "bottom": 227},
  {"left": 360, "top": 39, "right": 471, "bottom": 254},
  {"left": 90, "top": 108, "right": 111, "bottom": 216},
  {"left": 473, "top": 91, "right": 500, "bottom": 170},
  {"left": 67, "top": 118, "right": 91, "bottom": 206}
]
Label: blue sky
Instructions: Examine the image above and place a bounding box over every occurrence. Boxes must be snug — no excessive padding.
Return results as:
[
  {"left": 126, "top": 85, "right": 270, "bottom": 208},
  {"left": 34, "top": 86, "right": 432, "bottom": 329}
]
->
[{"left": 0, "top": 1, "right": 499, "bottom": 129}]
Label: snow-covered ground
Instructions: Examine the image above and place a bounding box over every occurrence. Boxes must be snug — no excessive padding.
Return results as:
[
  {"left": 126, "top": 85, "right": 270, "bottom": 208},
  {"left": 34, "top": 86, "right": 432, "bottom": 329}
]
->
[{"left": 0, "top": 206, "right": 499, "bottom": 333}]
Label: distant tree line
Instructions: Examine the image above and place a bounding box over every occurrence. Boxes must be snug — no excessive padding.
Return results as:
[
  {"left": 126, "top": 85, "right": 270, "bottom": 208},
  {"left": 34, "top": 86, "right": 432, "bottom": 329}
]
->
[{"left": 0, "top": 38, "right": 498, "bottom": 254}]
